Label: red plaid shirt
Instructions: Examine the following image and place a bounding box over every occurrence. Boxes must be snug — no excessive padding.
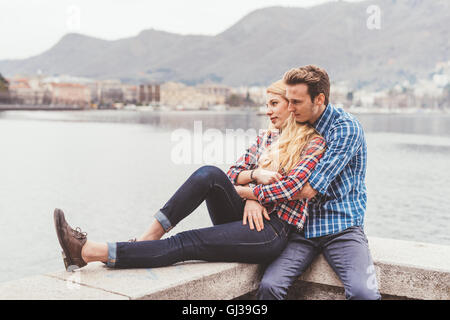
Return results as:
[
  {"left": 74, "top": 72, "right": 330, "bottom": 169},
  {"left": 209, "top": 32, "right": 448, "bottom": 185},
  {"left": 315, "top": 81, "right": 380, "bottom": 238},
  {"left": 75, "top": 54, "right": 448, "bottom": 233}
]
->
[{"left": 227, "top": 130, "right": 326, "bottom": 231}]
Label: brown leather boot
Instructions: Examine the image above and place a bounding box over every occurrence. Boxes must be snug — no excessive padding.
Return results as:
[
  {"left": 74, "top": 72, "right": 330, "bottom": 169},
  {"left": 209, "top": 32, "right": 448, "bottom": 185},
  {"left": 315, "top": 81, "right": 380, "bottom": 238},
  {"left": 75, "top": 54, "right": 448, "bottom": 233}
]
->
[{"left": 53, "top": 208, "right": 88, "bottom": 272}]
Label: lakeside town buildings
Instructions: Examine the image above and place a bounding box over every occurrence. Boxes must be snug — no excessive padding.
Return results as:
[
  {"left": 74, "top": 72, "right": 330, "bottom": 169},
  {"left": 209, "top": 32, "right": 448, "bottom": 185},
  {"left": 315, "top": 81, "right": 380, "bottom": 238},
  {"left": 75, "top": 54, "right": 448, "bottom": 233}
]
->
[{"left": 2, "top": 60, "right": 450, "bottom": 111}]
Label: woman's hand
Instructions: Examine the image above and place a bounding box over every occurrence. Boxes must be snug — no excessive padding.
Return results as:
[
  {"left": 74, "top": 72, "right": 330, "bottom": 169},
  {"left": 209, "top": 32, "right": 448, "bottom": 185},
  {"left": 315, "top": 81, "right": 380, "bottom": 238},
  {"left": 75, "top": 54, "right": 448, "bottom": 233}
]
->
[
  {"left": 242, "top": 199, "right": 270, "bottom": 232},
  {"left": 234, "top": 185, "right": 254, "bottom": 199},
  {"left": 235, "top": 185, "right": 246, "bottom": 198},
  {"left": 253, "top": 168, "right": 283, "bottom": 185}
]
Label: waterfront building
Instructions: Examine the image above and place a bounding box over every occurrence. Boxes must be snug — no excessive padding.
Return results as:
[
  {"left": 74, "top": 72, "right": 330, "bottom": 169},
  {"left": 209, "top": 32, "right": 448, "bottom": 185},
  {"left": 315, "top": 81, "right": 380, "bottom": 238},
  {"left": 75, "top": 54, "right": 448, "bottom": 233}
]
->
[
  {"left": 232, "top": 86, "right": 266, "bottom": 106},
  {"left": 137, "top": 84, "right": 160, "bottom": 106},
  {"left": 48, "top": 83, "right": 91, "bottom": 108},
  {"left": 196, "top": 83, "right": 231, "bottom": 99},
  {"left": 122, "top": 84, "right": 138, "bottom": 105},
  {"left": 8, "top": 77, "right": 50, "bottom": 105},
  {"left": 160, "top": 82, "right": 228, "bottom": 109},
  {"left": 96, "top": 80, "right": 123, "bottom": 107}
]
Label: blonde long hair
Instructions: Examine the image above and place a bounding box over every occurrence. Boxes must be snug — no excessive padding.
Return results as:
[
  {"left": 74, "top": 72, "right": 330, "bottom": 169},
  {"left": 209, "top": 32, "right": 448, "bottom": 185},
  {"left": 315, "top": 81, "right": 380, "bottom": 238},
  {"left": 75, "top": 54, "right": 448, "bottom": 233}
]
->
[{"left": 259, "top": 80, "right": 324, "bottom": 174}]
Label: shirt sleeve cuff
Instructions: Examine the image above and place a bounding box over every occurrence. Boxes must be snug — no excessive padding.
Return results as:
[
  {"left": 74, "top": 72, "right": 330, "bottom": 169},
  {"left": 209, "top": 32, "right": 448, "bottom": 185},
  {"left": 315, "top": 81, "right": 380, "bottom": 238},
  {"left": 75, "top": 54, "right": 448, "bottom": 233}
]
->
[
  {"left": 308, "top": 171, "right": 329, "bottom": 195},
  {"left": 226, "top": 169, "right": 240, "bottom": 185},
  {"left": 252, "top": 185, "right": 266, "bottom": 203}
]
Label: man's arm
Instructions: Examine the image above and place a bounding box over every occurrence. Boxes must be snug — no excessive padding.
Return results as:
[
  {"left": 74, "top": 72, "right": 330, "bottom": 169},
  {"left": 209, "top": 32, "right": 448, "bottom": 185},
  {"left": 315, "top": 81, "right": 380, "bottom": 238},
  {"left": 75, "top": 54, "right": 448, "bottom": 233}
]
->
[
  {"left": 306, "top": 120, "right": 364, "bottom": 196},
  {"left": 292, "top": 182, "right": 317, "bottom": 200}
]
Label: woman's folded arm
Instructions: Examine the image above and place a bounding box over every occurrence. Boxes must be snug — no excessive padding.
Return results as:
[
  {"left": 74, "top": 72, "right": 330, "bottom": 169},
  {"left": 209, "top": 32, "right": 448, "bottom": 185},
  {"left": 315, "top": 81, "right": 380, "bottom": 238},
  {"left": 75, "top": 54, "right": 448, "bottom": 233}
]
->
[
  {"left": 252, "top": 136, "right": 326, "bottom": 204},
  {"left": 227, "top": 133, "right": 267, "bottom": 185}
]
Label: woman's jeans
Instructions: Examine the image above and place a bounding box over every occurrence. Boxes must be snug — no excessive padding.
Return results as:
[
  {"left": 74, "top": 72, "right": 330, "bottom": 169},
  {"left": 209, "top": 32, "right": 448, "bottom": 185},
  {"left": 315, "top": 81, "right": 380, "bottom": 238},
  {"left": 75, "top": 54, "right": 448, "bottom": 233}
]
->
[{"left": 106, "top": 165, "right": 290, "bottom": 268}]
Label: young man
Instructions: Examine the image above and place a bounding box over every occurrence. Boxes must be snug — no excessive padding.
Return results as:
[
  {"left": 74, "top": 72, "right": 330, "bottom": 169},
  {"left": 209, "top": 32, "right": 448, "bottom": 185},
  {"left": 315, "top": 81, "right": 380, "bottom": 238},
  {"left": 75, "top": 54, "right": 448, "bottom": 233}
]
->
[{"left": 256, "top": 65, "right": 381, "bottom": 300}]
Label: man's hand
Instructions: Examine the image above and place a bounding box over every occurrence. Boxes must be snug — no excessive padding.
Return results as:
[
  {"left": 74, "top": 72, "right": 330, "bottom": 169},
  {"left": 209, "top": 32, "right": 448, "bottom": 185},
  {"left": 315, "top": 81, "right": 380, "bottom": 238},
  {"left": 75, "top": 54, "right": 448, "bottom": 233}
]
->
[
  {"left": 242, "top": 199, "right": 270, "bottom": 232},
  {"left": 253, "top": 168, "right": 283, "bottom": 185},
  {"left": 292, "top": 182, "right": 318, "bottom": 200}
]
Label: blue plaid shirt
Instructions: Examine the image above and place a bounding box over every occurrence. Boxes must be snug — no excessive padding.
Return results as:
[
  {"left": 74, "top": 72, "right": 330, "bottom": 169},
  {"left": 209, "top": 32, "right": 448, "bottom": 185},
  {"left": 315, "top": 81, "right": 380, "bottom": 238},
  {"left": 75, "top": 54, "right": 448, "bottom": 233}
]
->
[{"left": 304, "top": 104, "right": 367, "bottom": 238}]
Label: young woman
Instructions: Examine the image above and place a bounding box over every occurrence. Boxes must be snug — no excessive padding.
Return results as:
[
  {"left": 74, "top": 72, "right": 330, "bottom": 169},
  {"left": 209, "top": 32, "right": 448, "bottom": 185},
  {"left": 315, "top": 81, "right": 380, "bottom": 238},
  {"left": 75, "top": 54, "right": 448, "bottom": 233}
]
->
[{"left": 54, "top": 80, "right": 326, "bottom": 271}]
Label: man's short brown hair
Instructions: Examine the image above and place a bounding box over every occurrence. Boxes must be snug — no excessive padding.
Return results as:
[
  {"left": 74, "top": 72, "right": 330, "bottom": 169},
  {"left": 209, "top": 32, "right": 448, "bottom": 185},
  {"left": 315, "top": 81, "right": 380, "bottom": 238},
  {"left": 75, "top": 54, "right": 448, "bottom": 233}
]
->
[{"left": 283, "top": 65, "right": 330, "bottom": 106}]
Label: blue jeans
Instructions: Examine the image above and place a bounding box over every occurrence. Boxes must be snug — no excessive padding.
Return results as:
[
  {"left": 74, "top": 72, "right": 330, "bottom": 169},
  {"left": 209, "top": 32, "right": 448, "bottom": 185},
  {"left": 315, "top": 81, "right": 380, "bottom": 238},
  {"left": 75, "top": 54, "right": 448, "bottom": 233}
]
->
[
  {"left": 257, "top": 225, "right": 381, "bottom": 300},
  {"left": 106, "top": 165, "right": 290, "bottom": 268}
]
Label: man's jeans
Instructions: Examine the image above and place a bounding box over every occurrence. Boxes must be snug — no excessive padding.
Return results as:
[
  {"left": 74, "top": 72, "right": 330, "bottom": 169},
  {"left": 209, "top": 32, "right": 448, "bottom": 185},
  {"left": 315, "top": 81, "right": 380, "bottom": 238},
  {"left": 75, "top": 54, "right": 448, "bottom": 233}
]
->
[
  {"left": 106, "top": 165, "right": 290, "bottom": 268},
  {"left": 257, "top": 225, "right": 381, "bottom": 300}
]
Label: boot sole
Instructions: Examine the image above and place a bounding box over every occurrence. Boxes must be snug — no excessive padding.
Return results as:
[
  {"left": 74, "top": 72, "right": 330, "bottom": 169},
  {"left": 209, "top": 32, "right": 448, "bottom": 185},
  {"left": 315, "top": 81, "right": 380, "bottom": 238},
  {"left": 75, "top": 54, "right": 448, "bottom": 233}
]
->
[{"left": 54, "top": 209, "right": 81, "bottom": 272}]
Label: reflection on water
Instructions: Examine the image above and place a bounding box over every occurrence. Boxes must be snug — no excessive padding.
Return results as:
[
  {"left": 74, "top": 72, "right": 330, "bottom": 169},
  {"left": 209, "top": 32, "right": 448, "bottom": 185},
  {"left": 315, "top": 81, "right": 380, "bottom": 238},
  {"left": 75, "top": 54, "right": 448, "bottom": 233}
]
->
[
  {"left": 0, "top": 110, "right": 449, "bottom": 283},
  {"left": 2, "top": 110, "right": 450, "bottom": 135}
]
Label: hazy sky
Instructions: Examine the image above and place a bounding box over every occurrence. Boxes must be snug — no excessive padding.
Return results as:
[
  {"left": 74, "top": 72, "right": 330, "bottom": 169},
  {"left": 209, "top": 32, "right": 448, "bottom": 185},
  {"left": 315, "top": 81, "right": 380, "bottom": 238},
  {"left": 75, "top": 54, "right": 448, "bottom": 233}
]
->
[{"left": 0, "top": 0, "right": 364, "bottom": 60}]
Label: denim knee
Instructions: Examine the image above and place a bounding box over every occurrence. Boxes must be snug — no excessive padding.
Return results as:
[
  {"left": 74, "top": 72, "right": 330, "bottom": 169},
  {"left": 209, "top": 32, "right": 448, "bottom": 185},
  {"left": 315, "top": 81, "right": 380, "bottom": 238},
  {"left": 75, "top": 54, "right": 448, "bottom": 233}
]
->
[
  {"left": 346, "top": 282, "right": 381, "bottom": 300},
  {"left": 193, "top": 165, "right": 222, "bottom": 179},
  {"left": 190, "top": 165, "right": 223, "bottom": 187},
  {"left": 256, "top": 277, "right": 288, "bottom": 300}
]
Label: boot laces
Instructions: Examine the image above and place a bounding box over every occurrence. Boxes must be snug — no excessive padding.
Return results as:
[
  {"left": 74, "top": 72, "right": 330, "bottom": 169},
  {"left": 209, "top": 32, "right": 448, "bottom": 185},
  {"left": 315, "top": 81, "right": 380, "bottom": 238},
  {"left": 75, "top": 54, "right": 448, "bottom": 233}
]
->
[{"left": 72, "top": 227, "right": 87, "bottom": 239}]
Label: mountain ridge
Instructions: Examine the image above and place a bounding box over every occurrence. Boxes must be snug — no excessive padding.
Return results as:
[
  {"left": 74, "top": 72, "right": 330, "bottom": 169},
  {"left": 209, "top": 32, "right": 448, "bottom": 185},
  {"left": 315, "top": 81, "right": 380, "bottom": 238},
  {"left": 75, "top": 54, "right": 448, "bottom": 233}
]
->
[{"left": 1, "top": 0, "right": 448, "bottom": 89}]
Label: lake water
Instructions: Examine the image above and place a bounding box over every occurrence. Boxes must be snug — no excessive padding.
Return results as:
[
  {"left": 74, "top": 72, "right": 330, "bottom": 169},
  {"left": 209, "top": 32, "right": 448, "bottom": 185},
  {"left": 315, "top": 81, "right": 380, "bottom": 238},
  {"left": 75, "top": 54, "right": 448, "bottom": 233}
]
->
[{"left": 0, "top": 109, "right": 449, "bottom": 283}]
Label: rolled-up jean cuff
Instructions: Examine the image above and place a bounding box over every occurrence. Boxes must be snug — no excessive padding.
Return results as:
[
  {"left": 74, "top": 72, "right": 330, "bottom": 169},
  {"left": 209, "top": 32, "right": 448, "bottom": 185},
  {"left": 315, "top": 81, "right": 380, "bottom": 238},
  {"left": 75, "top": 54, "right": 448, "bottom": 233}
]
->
[
  {"left": 106, "top": 242, "right": 117, "bottom": 268},
  {"left": 154, "top": 210, "right": 173, "bottom": 232}
]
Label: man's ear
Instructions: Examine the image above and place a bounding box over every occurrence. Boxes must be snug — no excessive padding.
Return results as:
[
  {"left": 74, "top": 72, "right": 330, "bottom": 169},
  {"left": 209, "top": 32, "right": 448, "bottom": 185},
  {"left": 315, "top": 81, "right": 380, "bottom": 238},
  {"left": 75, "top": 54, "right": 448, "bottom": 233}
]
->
[{"left": 315, "top": 93, "right": 325, "bottom": 107}]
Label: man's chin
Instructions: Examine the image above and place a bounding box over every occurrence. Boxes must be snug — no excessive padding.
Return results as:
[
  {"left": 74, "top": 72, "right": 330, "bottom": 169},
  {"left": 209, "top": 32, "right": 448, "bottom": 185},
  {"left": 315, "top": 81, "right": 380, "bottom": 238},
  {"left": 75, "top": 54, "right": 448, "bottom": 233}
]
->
[{"left": 295, "top": 117, "right": 308, "bottom": 124}]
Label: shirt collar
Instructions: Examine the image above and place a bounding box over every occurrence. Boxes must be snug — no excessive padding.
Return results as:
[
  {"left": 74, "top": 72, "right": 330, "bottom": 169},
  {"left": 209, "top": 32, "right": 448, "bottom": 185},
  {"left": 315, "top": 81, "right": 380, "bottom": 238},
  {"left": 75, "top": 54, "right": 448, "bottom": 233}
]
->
[{"left": 313, "top": 103, "right": 335, "bottom": 135}]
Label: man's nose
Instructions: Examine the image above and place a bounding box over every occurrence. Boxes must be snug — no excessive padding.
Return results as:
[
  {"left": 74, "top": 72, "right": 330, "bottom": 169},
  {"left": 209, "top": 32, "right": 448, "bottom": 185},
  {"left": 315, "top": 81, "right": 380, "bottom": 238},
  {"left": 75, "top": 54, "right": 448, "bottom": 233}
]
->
[{"left": 287, "top": 103, "right": 295, "bottom": 112}]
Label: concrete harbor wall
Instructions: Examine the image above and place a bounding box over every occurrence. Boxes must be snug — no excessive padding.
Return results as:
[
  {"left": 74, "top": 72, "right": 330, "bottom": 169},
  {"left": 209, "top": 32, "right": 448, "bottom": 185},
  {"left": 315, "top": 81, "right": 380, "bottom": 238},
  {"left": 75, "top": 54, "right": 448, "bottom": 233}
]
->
[{"left": 0, "top": 237, "right": 449, "bottom": 300}]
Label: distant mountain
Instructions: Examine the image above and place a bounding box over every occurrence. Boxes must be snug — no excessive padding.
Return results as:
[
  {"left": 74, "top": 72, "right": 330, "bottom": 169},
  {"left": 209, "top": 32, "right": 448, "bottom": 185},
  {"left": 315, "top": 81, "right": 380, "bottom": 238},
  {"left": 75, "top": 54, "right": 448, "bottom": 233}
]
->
[{"left": 1, "top": 0, "right": 449, "bottom": 90}]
